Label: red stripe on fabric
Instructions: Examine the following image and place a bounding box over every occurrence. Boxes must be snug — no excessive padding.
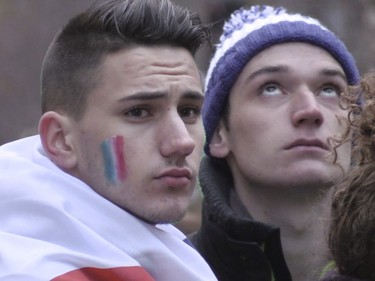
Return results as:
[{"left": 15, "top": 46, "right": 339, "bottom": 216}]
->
[
  {"left": 51, "top": 266, "right": 155, "bottom": 281},
  {"left": 114, "top": 135, "right": 126, "bottom": 181}
]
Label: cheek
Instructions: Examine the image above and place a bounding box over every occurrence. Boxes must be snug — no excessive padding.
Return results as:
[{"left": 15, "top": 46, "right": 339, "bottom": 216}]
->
[
  {"left": 100, "top": 135, "right": 127, "bottom": 184},
  {"left": 193, "top": 127, "right": 205, "bottom": 151},
  {"left": 229, "top": 115, "right": 259, "bottom": 143}
]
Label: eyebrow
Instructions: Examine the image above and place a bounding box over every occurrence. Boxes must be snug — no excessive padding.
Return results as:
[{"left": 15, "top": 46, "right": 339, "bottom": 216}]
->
[
  {"left": 246, "top": 65, "right": 347, "bottom": 83},
  {"left": 246, "top": 65, "right": 289, "bottom": 82},
  {"left": 320, "top": 69, "right": 347, "bottom": 81},
  {"left": 118, "top": 91, "right": 204, "bottom": 102}
]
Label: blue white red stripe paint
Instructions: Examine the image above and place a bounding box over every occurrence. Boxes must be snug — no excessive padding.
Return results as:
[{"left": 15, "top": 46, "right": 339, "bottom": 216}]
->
[{"left": 101, "top": 135, "right": 126, "bottom": 184}]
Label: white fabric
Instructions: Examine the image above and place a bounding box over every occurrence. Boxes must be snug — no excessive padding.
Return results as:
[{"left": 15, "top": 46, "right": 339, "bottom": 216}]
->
[{"left": 0, "top": 136, "right": 217, "bottom": 281}]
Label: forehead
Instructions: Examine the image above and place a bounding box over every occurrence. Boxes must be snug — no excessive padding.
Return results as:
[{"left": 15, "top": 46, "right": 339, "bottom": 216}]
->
[
  {"left": 89, "top": 45, "right": 203, "bottom": 102},
  {"left": 231, "top": 42, "right": 347, "bottom": 91},
  {"left": 103, "top": 45, "right": 201, "bottom": 81},
  {"left": 246, "top": 42, "right": 343, "bottom": 73}
]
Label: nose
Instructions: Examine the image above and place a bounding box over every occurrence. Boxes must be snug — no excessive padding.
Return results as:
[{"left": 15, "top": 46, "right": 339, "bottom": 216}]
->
[
  {"left": 159, "top": 113, "right": 196, "bottom": 164},
  {"left": 291, "top": 90, "right": 324, "bottom": 127}
]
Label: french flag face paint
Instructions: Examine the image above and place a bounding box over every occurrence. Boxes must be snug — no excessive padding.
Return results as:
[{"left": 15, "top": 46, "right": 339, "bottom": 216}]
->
[{"left": 101, "top": 135, "right": 127, "bottom": 184}]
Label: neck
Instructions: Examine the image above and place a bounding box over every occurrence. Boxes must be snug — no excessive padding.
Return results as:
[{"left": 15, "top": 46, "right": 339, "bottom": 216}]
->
[{"left": 235, "top": 184, "right": 333, "bottom": 281}]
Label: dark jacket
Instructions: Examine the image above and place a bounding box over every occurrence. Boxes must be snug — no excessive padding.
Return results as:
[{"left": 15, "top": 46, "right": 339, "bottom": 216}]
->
[
  {"left": 190, "top": 156, "right": 292, "bottom": 281},
  {"left": 320, "top": 270, "right": 369, "bottom": 281}
]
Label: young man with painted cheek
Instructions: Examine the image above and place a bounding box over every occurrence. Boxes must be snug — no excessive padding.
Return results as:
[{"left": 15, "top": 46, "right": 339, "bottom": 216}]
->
[
  {"left": 63, "top": 45, "right": 205, "bottom": 225},
  {"left": 190, "top": 6, "right": 360, "bottom": 281},
  {"left": 0, "top": 0, "right": 217, "bottom": 280}
]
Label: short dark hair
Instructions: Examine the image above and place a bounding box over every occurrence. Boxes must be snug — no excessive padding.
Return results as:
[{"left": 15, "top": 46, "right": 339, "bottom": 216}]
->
[{"left": 41, "top": 0, "right": 210, "bottom": 119}]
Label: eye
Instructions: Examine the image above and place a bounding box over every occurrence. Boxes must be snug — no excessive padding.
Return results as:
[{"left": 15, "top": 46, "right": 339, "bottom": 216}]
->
[
  {"left": 319, "top": 85, "right": 341, "bottom": 97},
  {"left": 123, "top": 107, "right": 151, "bottom": 119},
  {"left": 179, "top": 106, "right": 201, "bottom": 123},
  {"left": 259, "top": 83, "right": 283, "bottom": 96}
]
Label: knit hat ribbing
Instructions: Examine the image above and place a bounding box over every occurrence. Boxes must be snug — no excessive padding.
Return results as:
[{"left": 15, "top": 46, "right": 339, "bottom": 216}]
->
[{"left": 203, "top": 5, "right": 360, "bottom": 156}]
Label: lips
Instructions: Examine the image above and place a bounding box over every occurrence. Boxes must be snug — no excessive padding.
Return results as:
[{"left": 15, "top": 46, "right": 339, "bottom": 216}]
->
[
  {"left": 285, "top": 139, "right": 328, "bottom": 151},
  {"left": 155, "top": 168, "right": 193, "bottom": 188}
]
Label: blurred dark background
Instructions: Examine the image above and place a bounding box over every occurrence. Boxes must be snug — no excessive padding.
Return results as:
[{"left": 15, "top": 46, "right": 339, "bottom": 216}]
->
[{"left": 1, "top": 0, "right": 375, "bottom": 145}]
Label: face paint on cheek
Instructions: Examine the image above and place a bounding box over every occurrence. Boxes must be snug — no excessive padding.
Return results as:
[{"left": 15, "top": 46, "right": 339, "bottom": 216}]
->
[{"left": 100, "top": 135, "right": 127, "bottom": 184}]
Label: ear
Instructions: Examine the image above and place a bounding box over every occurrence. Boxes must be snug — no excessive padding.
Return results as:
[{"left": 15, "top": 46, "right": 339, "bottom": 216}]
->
[
  {"left": 209, "top": 119, "right": 230, "bottom": 158},
  {"left": 38, "top": 111, "right": 77, "bottom": 170}
]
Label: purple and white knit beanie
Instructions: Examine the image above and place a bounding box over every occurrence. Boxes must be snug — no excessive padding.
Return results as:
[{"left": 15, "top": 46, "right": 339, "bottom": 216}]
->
[{"left": 203, "top": 5, "right": 360, "bottom": 156}]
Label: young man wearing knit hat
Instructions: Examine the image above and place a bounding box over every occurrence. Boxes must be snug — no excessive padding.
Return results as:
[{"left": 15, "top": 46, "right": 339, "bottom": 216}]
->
[{"left": 190, "top": 5, "right": 360, "bottom": 281}]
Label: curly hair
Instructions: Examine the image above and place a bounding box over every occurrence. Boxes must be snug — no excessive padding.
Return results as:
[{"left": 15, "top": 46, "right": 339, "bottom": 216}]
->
[{"left": 328, "top": 71, "right": 375, "bottom": 279}]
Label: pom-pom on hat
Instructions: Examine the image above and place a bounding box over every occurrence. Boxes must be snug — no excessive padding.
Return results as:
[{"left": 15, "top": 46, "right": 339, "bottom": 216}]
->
[{"left": 203, "top": 5, "right": 360, "bottom": 156}]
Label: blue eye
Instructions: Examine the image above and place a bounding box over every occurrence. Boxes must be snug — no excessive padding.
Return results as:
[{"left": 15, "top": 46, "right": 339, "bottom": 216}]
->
[
  {"left": 260, "top": 84, "right": 283, "bottom": 96},
  {"left": 319, "top": 85, "right": 341, "bottom": 97}
]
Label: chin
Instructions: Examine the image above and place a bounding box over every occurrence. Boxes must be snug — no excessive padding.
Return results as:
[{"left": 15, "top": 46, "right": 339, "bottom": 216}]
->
[
  {"left": 148, "top": 212, "right": 186, "bottom": 225},
  {"left": 288, "top": 173, "right": 342, "bottom": 190},
  {"left": 271, "top": 167, "right": 341, "bottom": 190},
  {"left": 295, "top": 162, "right": 345, "bottom": 179},
  {"left": 142, "top": 204, "right": 189, "bottom": 225}
]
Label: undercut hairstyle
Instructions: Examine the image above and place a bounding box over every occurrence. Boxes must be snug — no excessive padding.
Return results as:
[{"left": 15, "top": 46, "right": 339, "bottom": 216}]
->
[
  {"left": 328, "top": 72, "right": 375, "bottom": 279},
  {"left": 41, "top": 0, "right": 210, "bottom": 119}
]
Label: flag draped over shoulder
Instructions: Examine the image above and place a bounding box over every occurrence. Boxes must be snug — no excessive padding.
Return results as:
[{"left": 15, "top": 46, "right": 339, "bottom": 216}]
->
[{"left": 0, "top": 136, "right": 217, "bottom": 281}]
